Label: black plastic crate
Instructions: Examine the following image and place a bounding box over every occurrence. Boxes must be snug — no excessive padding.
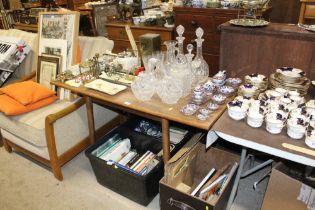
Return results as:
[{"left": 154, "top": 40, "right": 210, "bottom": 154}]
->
[
  {"left": 122, "top": 117, "right": 193, "bottom": 155},
  {"left": 85, "top": 125, "right": 164, "bottom": 205}
]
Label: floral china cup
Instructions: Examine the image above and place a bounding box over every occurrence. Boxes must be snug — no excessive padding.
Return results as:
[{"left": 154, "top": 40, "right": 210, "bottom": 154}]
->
[
  {"left": 306, "top": 100, "right": 315, "bottom": 115},
  {"left": 290, "top": 95, "right": 305, "bottom": 106},
  {"left": 218, "top": 85, "right": 235, "bottom": 96},
  {"left": 305, "top": 125, "right": 315, "bottom": 148},
  {"left": 275, "top": 87, "right": 287, "bottom": 96},
  {"left": 227, "top": 100, "right": 249, "bottom": 120},
  {"left": 265, "top": 90, "right": 282, "bottom": 100},
  {"left": 199, "top": 108, "right": 211, "bottom": 116},
  {"left": 181, "top": 104, "right": 199, "bottom": 115},
  {"left": 212, "top": 94, "right": 227, "bottom": 105},
  {"left": 226, "top": 77, "right": 242, "bottom": 88},
  {"left": 265, "top": 112, "right": 286, "bottom": 134},
  {"left": 290, "top": 108, "right": 308, "bottom": 119},
  {"left": 212, "top": 70, "right": 227, "bottom": 85},
  {"left": 235, "top": 96, "right": 251, "bottom": 106},
  {"left": 287, "top": 117, "right": 308, "bottom": 139},
  {"left": 197, "top": 113, "right": 208, "bottom": 121},
  {"left": 203, "top": 80, "right": 216, "bottom": 92},
  {"left": 239, "top": 84, "right": 258, "bottom": 98},
  {"left": 247, "top": 107, "right": 264, "bottom": 128},
  {"left": 207, "top": 102, "right": 219, "bottom": 111},
  {"left": 245, "top": 73, "right": 267, "bottom": 86},
  {"left": 288, "top": 90, "right": 300, "bottom": 97}
]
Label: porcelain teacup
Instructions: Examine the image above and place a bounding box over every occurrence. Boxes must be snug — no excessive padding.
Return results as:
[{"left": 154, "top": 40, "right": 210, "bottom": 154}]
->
[
  {"left": 306, "top": 125, "right": 315, "bottom": 148},
  {"left": 247, "top": 107, "right": 264, "bottom": 128},
  {"left": 265, "top": 112, "right": 286, "bottom": 134},
  {"left": 287, "top": 117, "right": 308, "bottom": 139},
  {"left": 227, "top": 100, "right": 249, "bottom": 120}
]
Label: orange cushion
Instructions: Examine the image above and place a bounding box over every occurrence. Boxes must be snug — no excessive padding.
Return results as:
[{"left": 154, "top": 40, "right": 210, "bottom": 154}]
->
[
  {"left": 76, "top": 44, "right": 81, "bottom": 64},
  {"left": 0, "top": 94, "right": 58, "bottom": 116},
  {"left": 0, "top": 81, "right": 55, "bottom": 105}
]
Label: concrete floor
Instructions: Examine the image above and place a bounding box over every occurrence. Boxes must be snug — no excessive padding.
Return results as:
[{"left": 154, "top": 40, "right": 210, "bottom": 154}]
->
[
  {"left": 0, "top": 147, "right": 268, "bottom": 210},
  {"left": 0, "top": 148, "right": 159, "bottom": 210}
]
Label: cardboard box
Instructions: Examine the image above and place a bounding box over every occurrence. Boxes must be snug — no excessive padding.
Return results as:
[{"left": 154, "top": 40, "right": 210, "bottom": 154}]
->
[
  {"left": 261, "top": 163, "right": 315, "bottom": 210},
  {"left": 160, "top": 135, "right": 240, "bottom": 210}
]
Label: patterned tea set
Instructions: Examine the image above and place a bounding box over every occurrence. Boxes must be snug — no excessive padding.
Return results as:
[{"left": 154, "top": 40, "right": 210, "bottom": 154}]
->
[
  {"left": 227, "top": 68, "right": 315, "bottom": 149},
  {"left": 181, "top": 70, "right": 242, "bottom": 121}
]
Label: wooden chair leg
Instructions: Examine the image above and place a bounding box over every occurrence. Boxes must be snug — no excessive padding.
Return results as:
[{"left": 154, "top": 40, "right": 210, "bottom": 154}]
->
[
  {"left": 3, "top": 138, "right": 12, "bottom": 153},
  {"left": 45, "top": 117, "right": 63, "bottom": 181},
  {"left": 0, "top": 129, "right": 3, "bottom": 147},
  {"left": 51, "top": 159, "right": 63, "bottom": 181}
]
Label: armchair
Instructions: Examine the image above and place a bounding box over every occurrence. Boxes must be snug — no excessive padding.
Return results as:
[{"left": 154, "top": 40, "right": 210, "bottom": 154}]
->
[{"left": 0, "top": 29, "right": 119, "bottom": 181}]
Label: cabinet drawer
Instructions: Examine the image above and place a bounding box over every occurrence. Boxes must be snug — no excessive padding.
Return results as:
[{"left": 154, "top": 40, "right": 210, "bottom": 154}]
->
[
  {"left": 107, "top": 26, "right": 173, "bottom": 42},
  {"left": 175, "top": 14, "right": 216, "bottom": 33}
]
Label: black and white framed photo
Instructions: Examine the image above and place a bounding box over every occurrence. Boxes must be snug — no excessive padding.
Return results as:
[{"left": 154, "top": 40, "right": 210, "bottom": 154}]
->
[
  {"left": 38, "top": 11, "right": 79, "bottom": 72},
  {"left": 37, "top": 55, "right": 61, "bottom": 91}
]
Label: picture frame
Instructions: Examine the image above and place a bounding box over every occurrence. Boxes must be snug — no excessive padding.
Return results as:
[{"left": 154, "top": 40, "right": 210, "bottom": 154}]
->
[
  {"left": 37, "top": 55, "right": 61, "bottom": 91},
  {"left": 38, "top": 11, "right": 79, "bottom": 72}
]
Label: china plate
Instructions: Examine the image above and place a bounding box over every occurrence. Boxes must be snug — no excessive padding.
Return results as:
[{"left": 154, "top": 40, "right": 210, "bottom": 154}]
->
[
  {"left": 84, "top": 79, "right": 127, "bottom": 95},
  {"left": 229, "top": 19, "right": 269, "bottom": 27}
]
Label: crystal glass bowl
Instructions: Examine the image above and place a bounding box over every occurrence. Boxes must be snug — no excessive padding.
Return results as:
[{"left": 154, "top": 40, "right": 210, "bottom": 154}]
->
[{"left": 131, "top": 73, "right": 156, "bottom": 101}]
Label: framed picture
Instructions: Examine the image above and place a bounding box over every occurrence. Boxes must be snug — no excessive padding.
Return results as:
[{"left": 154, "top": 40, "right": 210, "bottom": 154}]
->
[
  {"left": 37, "top": 55, "right": 61, "bottom": 91},
  {"left": 38, "top": 11, "right": 79, "bottom": 72}
]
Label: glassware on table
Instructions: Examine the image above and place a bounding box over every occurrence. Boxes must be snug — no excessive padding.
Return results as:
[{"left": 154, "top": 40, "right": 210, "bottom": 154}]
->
[
  {"left": 156, "top": 76, "right": 183, "bottom": 104},
  {"left": 169, "top": 25, "right": 193, "bottom": 97},
  {"left": 131, "top": 71, "right": 156, "bottom": 101},
  {"left": 191, "top": 27, "right": 209, "bottom": 85}
]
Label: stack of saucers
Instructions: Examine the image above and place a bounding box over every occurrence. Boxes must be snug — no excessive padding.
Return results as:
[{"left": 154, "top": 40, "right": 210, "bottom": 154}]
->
[
  {"left": 245, "top": 73, "right": 268, "bottom": 92},
  {"left": 269, "top": 67, "right": 310, "bottom": 96}
]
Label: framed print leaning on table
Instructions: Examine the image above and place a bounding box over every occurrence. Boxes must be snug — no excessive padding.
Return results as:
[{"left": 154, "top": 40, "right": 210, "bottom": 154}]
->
[
  {"left": 38, "top": 11, "right": 79, "bottom": 72},
  {"left": 37, "top": 55, "right": 61, "bottom": 91}
]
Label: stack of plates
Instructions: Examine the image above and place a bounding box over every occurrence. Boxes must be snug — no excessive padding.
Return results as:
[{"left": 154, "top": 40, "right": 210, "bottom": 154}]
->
[
  {"left": 244, "top": 73, "right": 268, "bottom": 92},
  {"left": 269, "top": 67, "right": 310, "bottom": 96}
]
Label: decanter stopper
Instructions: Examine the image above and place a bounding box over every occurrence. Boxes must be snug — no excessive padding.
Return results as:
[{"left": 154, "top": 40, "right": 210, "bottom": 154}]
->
[
  {"left": 176, "top": 25, "right": 185, "bottom": 37},
  {"left": 176, "top": 25, "right": 185, "bottom": 54},
  {"left": 185, "top": 44, "right": 194, "bottom": 62},
  {"left": 187, "top": 44, "right": 193, "bottom": 54},
  {"left": 195, "top": 27, "right": 204, "bottom": 47},
  {"left": 195, "top": 27, "right": 204, "bottom": 38}
]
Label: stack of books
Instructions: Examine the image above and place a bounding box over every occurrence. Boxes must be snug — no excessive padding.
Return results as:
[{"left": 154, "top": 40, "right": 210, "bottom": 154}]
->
[
  {"left": 92, "top": 134, "right": 160, "bottom": 176},
  {"left": 190, "top": 162, "right": 239, "bottom": 203}
]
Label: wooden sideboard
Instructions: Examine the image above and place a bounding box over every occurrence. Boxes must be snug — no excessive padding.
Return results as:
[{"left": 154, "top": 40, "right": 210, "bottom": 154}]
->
[
  {"left": 69, "top": 0, "right": 90, "bottom": 10},
  {"left": 106, "top": 21, "right": 174, "bottom": 53},
  {"left": 219, "top": 22, "right": 315, "bottom": 80},
  {"left": 174, "top": 6, "right": 271, "bottom": 76}
]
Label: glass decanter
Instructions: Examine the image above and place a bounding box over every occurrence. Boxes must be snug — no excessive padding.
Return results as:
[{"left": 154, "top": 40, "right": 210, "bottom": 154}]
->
[
  {"left": 169, "top": 25, "right": 192, "bottom": 97},
  {"left": 131, "top": 58, "right": 157, "bottom": 101},
  {"left": 163, "top": 40, "right": 177, "bottom": 74},
  {"left": 156, "top": 75, "right": 183, "bottom": 104},
  {"left": 191, "top": 27, "right": 209, "bottom": 85}
]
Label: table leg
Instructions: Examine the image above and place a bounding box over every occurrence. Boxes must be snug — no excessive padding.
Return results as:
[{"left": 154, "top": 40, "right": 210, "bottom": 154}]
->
[
  {"left": 226, "top": 147, "right": 247, "bottom": 210},
  {"left": 241, "top": 159, "right": 273, "bottom": 178},
  {"left": 85, "top": 96, "right": 96, "bottom": 144},
  {"left": 162, "top": 118, "right": 170, "bottom": 163}
]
